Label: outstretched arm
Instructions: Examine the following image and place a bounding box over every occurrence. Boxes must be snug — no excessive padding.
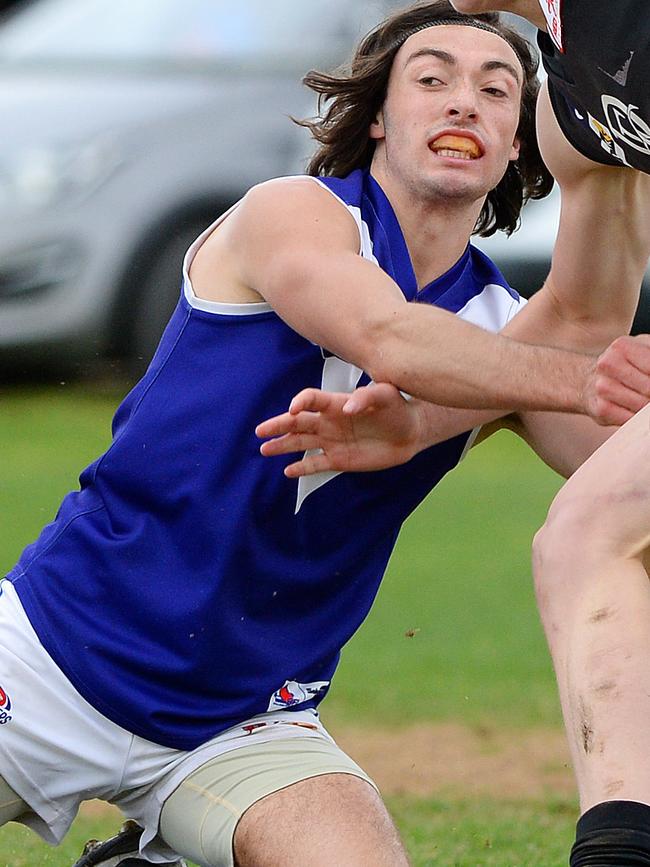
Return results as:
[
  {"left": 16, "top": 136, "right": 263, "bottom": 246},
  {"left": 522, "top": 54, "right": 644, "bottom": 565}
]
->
[
  {"left": 256, "top": 359, "right": 626, "bottom": 480},
  {"left": 207, "top": 178, "right": 650, "bottom": 426},
  {"left": 257, "top": 383, "right": 511, "bottom": 476}
]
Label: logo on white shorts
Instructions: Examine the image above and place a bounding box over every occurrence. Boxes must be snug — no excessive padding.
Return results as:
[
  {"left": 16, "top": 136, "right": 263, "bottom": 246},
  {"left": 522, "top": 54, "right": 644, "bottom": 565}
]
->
[
  {"left": 0, "top": 686, "right": 12, "bottom": 725},
  {"left": 267, "top": 680, "right": 329, "bottom": 712}
]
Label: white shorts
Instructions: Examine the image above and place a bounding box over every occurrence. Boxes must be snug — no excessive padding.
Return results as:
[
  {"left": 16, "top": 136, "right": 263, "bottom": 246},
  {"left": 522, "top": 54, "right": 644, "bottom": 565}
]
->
[{"left": 0, "top": 581, "right": 359, "bottom": 863}]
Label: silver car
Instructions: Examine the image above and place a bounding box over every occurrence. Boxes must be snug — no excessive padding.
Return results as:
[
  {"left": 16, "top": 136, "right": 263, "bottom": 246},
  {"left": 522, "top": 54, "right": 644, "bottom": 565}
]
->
[
  {"left": 0, "top": 0, "right": 394, "bottom": 367},
  {"left": 1, "top": 1, "right": 646, "bottom": 370}
]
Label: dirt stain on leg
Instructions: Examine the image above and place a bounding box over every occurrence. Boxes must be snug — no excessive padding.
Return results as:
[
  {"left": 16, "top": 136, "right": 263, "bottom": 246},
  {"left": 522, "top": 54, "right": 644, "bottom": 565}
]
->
[
  {"left": 589, "top": 607, "right": 614, "bottom": 624},
  {"left": 593, "top": 680, "right": 618, "bottom": 697},
  {"left": 578, "top": 697, "right": 594, "bottom": 755}
]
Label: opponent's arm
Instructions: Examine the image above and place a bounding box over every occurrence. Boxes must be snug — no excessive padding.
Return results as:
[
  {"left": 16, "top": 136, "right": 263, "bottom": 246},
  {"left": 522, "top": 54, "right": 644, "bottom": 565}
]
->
[
  {"left": 450, "top": 1, "right": 547, "bottom": 29},
  {"left": 510, "top": 82, "right": 650, "bottom": 353},
  {"left": 219, "top": 178, "right": 650, "bottom": 424}
]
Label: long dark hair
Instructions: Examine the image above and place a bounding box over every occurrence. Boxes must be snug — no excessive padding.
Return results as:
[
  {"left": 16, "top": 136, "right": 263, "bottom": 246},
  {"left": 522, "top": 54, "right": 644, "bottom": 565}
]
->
[{"left": 297, "top": 1, "right": 553, "bottom": 236}]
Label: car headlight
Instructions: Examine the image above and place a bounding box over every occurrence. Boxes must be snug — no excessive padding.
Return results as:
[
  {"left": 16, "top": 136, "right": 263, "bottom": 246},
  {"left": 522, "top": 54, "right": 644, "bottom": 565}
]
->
[{"left": 0, "top": 133, "right": 125, "bottom": 211}]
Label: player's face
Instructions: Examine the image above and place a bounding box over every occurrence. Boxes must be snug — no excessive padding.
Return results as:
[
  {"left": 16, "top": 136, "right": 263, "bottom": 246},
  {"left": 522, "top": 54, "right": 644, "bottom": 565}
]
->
[{"left": 370, "top": 25, "right": 523, "bottom": 207}]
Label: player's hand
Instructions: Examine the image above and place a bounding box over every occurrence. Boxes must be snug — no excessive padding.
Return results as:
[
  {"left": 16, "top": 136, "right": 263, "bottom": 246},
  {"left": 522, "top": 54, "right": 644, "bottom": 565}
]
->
[
  {"left": 584, "top": 334, "right": 650, "bottom": 425},
  {"left": 255, "top": 383, "right": 422, "bottom": 477}
]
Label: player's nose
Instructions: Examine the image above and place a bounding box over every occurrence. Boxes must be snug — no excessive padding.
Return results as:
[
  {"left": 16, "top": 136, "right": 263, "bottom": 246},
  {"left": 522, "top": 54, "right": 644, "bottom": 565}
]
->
[{"left": 443, "top": 83, "right": 479, "bottom": 121}]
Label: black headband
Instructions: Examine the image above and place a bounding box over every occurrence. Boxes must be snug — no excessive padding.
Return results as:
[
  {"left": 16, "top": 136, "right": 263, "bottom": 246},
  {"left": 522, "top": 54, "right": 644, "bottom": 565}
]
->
[{"left": 389, "top": 17, "right": 527, "bottom": 73}]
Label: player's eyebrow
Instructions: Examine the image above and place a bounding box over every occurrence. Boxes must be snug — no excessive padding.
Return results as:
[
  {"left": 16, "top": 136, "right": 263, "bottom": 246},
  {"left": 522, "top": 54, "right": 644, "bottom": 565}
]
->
[
  {"left": 404, "top": 47, "right": 520, "bottom": 85},
  {"left": 405, "top": 47, "right": 455, "bottom": 67},
  {"left": 481, "top": 59, "right": 520, "bottom": 85}
]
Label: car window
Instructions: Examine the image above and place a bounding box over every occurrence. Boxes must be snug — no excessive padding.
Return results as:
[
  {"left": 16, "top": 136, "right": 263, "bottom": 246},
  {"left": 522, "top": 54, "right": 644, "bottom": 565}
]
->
[{"left": 0, "top": 0, "right": 388, "bottom": 66}]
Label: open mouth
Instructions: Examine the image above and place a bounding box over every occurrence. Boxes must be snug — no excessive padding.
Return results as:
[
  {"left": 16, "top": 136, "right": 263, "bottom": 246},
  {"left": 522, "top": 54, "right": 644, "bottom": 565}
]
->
[{"left": 429, "top": 134, "right": 482, "bottom": 160}]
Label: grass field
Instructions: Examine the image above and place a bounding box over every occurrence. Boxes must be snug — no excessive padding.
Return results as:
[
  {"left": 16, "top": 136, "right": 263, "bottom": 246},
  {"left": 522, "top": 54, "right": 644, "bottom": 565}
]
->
[{"left": 0, "top": 383, "right": 575, "bottom": 866}]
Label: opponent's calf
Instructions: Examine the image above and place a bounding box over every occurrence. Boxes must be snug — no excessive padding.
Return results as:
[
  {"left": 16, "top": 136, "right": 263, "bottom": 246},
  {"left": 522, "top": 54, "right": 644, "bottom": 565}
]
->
[{"left": 533, "top": 403, "right": 650, "bottom": 865}]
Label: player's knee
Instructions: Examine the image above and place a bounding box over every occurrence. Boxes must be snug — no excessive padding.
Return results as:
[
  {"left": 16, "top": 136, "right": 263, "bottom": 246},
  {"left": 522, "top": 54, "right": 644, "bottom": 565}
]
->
[
  {"left": 535, "top": 480, "right": 621, "bottom": 572},
  {"left": 532, "top": 489, "right": 611, "bottom": 608},
  {"left": 234, "top": 774, "right": 408, "bottom": 867}
]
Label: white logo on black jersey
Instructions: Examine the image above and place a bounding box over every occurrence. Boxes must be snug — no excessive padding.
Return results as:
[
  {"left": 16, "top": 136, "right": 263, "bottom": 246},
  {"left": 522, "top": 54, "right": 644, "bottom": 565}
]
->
[{"left": 602, "top": 95, "right": 650, "bottom": 155}]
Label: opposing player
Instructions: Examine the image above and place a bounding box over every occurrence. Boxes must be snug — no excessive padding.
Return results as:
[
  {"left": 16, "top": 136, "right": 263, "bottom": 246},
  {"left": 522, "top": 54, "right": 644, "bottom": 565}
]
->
[
  {"left": 3, "top": 4, "right": 650, "bottom": 866},
  {"left": 441, "top": 4, "right": 650, "bottom": 864}
]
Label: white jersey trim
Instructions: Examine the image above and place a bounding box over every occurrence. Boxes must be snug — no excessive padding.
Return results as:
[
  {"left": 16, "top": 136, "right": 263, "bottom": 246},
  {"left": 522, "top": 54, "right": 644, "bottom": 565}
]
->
[
  {"left": 459, "top": 289, "right": 528, "bottom": 460},
  {"left": 182, "top": 201, "right": 273, "bottom": 316},
  {"left": 181, "top": 176, "right": 377, "bottom": 317}
]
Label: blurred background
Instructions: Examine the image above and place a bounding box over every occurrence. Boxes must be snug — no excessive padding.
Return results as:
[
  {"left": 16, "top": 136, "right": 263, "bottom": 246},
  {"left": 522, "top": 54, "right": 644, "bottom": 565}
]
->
[{"left": 1, "top": 0, "right": 649, "bottom": 381}]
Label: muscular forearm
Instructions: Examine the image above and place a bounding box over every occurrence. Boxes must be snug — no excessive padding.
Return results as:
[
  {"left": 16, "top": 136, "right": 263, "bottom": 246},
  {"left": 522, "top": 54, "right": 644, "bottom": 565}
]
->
[{"left": 367, "top": 302, "right": 594, "bottom": 415}]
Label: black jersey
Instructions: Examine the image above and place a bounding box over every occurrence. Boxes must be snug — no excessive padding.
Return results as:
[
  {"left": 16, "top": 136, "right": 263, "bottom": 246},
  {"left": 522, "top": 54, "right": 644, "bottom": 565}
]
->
[{"left": 537, "top": 0, "right": 650, "bottom": 172}]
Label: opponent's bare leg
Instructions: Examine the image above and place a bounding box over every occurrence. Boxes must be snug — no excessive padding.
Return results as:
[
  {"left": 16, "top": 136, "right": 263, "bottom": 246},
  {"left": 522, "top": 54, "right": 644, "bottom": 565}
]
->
[
  {"left": 534, "top": 401, "right": 650, "bottom": 809},
  {"left": 533, "top": 402, "right": 650, "bottom": 863}
]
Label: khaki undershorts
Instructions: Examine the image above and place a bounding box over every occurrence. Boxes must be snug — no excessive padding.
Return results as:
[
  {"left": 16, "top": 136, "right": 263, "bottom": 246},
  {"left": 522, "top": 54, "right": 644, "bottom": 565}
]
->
[{"left": 159, "top": 733, "right": 377, "bottom": 867}]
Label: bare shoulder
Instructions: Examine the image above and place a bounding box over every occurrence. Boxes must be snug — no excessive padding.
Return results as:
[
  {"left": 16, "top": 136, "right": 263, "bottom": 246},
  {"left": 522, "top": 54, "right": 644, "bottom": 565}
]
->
[
  {"left": 190, "top": 177, "right": 360, "bottom": 303},
  {"left": 233, "top": 176, "right": 360, "bottom": 251}
]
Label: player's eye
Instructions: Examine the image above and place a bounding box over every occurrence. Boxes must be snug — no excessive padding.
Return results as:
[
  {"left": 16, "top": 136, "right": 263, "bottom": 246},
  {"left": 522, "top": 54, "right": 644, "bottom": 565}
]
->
[
  {"left": 482, "top": 86, "right": 508, "bottom": 98},
  {"left": 419, "top": 76, "right": 444, "bottom": 86}
]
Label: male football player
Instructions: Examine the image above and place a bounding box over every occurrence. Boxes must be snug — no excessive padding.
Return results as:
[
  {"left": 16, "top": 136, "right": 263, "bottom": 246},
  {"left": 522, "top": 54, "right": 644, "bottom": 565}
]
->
[{"left": 4, "top": 4, "right": 650, "bottom": 866}]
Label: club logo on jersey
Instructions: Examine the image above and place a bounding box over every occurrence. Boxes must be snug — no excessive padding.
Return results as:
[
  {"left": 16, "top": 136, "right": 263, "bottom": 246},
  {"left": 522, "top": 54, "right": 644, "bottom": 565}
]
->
[
  {"left": 601, "top": 95, "right": 650, "bottom": 156},
  {"left": 0, "top": 686, "right": 13, "bottom": 725},
  {"left": 540, "top": 0, "right": 563, "bottom": 52},
  {"left": 267, "top": 680, "right": 329, "bottom": 712}
]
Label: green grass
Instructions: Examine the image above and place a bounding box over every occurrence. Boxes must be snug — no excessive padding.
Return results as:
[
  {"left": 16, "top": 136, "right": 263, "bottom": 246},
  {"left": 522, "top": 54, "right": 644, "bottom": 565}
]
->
[
  {"left": 389, "top": 795, "right": 576, "bottom": 865},
  {"left": 329, "top": 426, "right": 565, "bottom": 730},
  {"left": 0, "top": 384, "right": 571, "bottom": 865},
  {"left": 0, "top": 796, "right": 577, "bottom": 866}
]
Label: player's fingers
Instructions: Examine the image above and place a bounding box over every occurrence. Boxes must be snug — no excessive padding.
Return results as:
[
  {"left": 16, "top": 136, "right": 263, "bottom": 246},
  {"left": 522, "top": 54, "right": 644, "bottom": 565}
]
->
[
  {"left": 590, "top": 398, "right": 635, "bottom": 427},
  {"left": 343, "top": 382, "right": 402, "bottom": 415},
  {"left": 260, "top": 432, "right": 323, "bottom": 456},
  {"left": 603, "top": 336, "right": 650, "bottom": 383},
  {"left": 256, "top": 410, "right": 322, "bottom": 439},
  {"left": 284, "top": 451, "right": 333, "bottom": 478},
  {"left": 255, "top": 412, "right": 297, "bottom": 439},
  {"left": 288, "top": 389, "right": 347, "bottom": 415},
  {"left": 598, "top": 360, "right": 650, "bottom": 398},
  {"left": 591, "top": 378, "right": 649, "bottom": 423}
]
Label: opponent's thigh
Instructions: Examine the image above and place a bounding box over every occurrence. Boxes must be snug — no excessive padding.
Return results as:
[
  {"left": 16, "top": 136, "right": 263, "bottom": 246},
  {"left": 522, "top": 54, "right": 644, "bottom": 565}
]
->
[
  {"left": 0, "top": 775, "right": 27, "bottom": 825},
  {"left": 233, "top": 773, "right": 409, "bottom": 867}
]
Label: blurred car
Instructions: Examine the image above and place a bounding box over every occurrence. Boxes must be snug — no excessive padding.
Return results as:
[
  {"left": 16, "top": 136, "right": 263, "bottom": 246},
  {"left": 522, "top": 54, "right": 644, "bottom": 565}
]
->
[
  {"left": 1, "top": 2, "right": 647, "bottom": 373},
  {"left": 0, "top": 0, "right": 395, "bottom": 367}
]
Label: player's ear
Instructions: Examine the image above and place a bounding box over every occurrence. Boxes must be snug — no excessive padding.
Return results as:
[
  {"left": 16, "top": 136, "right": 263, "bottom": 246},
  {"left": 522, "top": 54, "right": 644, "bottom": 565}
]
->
[
  {"left": 509, "top": 135, "right": 521, "bottom": 162},
  {"left": 369, "top": 107, "right": 385, "bottom": 141}
]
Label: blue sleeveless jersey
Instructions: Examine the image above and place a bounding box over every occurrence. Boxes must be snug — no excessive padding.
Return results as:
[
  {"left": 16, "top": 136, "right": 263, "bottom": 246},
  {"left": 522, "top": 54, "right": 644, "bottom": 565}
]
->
[{"left": 7, "top": 170, "right": 524, "bottom": 749}]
